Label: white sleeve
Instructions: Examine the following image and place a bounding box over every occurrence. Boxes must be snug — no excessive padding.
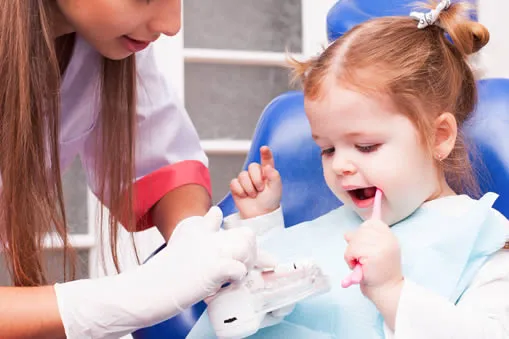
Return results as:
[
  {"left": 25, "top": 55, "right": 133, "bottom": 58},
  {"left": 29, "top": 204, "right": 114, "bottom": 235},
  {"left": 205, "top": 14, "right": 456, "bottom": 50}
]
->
[
  {"left": 223, "top": 208, "right": 285, "bottom": 241},
  {"left": 384, "top": 250, "right": 509, "bottom": 339},
  {"left": 132, "top": 38, "right": 208, "bottom": 179}
]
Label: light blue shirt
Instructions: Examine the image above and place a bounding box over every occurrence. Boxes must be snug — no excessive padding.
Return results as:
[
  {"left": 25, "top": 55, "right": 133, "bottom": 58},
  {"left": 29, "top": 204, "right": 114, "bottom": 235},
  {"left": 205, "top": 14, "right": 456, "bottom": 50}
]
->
[{"left": 188, "top": 193, "right": 509, "bottom": 338}]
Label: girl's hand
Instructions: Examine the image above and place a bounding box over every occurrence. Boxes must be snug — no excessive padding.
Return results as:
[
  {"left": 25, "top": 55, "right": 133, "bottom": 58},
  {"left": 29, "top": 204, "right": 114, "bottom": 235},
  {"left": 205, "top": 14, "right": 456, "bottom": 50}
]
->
[
  {"left": 344, "top": 219, "right": 404, "bottom": 301},
  {"left": 230, "top": 146, "right": 282, "bottom": 219}
]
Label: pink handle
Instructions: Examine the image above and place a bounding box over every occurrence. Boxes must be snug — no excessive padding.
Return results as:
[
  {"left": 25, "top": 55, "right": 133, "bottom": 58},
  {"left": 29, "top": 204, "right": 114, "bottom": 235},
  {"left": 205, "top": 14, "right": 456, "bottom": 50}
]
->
[
  {"left": 341, "top": 188, "right": 382, "bottom": 288},
  {"left": 341, "top": 264, "right": 363, "bottom": 288},
  {"left": 372, "top": 189, "right": 382, "bottom": 220}
]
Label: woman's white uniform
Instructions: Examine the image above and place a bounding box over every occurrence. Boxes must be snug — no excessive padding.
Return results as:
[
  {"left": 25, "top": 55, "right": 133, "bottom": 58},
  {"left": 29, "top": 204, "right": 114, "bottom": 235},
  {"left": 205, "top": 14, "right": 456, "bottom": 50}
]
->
[{"left": 59, "top": 35, "right": 210, "bottom": 230}]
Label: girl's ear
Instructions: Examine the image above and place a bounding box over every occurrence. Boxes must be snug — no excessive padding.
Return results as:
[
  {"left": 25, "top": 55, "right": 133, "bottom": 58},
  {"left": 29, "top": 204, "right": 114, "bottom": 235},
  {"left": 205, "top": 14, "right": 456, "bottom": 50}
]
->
[{"left": 433, "top": 112, "right": 457, "bottom": 161}]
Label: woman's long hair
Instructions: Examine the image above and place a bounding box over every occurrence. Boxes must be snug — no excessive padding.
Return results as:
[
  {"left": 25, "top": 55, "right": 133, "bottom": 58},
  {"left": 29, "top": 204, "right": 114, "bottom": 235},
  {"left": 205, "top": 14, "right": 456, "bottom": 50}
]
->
[{"left": 0, "top": 1, "right": 137, "bottom": 286}]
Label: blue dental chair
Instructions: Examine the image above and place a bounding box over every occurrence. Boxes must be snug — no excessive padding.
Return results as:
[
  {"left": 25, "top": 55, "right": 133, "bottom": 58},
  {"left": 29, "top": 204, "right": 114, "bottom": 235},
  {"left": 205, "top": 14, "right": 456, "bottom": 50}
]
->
[{"left": 132, "top": 1, "right": 507, "bottom": 338}]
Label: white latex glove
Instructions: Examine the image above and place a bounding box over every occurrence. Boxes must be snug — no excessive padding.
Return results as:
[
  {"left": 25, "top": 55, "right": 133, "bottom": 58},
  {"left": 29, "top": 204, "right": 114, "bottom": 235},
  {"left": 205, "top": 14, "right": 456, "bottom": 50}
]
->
[
  {"left": 54, "top": 206, "right": 260, "bottom": 339},
  {"left": 223, "top": 207, "right": 285, "bottom": 271}
]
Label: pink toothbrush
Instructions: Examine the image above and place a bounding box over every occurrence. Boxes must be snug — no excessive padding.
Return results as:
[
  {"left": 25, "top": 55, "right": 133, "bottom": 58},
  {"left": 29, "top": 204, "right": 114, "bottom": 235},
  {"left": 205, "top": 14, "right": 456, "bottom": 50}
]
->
[{"left": 341, "top": 188, "right": 382, "bottom": 288}]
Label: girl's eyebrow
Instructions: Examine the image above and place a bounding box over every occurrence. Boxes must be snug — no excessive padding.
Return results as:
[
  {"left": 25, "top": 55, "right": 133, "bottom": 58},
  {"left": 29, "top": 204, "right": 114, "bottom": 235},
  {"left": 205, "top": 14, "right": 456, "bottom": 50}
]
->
[
  {"left": 345, "top": 131, "right": 367, "bottom": 138},
  {"left": 312, "top": 131, "right": 369, "bottom": 140}
]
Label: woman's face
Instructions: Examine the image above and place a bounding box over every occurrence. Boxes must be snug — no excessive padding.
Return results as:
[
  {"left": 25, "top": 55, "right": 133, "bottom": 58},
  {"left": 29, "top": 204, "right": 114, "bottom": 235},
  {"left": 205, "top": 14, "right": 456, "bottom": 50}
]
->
[{"left": 55, "top": 0, "right": 181, "bottom": 59}]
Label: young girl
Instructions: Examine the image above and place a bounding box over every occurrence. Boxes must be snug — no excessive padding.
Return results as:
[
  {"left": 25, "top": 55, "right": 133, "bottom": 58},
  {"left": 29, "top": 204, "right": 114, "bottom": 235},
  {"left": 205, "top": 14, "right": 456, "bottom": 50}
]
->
[
  {"left": 188, "top": 1, "right": 509, "bottom": 338},
  {"left": 0, "top": 1, "right": 264, "bottom": 338}
]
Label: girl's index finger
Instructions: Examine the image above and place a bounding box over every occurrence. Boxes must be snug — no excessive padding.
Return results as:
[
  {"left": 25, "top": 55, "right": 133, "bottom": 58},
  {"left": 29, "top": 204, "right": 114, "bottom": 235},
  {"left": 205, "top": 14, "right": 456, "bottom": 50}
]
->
[{"left": 260, "top": 146, "right": 275, "bottom": 168}]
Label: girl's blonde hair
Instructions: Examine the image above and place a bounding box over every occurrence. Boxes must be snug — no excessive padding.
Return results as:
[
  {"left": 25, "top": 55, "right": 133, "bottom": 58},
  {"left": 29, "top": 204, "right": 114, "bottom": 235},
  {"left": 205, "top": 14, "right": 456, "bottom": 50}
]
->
[
  {"left": 0, "top": 1, "right": 137, "bottom": 286},
  {"left": 291, "top": 1, "right": 489, "bottom": 197}
]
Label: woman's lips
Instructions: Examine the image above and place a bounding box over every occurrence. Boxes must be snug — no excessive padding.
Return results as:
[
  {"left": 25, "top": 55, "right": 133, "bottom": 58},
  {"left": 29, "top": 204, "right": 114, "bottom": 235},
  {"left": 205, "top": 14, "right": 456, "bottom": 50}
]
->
[{"left": 121, "top": 36, "right": 151, "bottom": 53}]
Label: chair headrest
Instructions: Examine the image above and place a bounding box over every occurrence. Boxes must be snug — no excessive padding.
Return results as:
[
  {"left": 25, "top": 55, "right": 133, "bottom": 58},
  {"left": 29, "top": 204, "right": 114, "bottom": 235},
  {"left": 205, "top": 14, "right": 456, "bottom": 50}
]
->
[
  {"left": 326, "top": 0, "right": 477, "bottom": 43},
  {"left": 466, "top": 78, "right": 509, "bottom": 217}
]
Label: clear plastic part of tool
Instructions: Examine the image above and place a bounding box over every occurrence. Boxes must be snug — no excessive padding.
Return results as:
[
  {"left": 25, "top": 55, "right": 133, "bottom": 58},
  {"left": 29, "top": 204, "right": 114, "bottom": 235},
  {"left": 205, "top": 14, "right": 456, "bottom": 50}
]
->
[{"left": 207, "top": 259, "right": 331, "bottom": 339}]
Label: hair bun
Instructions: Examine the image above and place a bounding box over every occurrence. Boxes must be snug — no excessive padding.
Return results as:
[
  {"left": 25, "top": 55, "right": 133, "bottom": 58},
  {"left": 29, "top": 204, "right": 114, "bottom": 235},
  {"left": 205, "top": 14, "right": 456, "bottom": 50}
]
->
[
  {"left": 466, "top": 21, "right": 490, "bottom": 54},
  {"left": 447, "top": 21, "right": 489, "bottom": 55},
  {"left": 435, "top": 1, "right": 490, "bottom": 55}
]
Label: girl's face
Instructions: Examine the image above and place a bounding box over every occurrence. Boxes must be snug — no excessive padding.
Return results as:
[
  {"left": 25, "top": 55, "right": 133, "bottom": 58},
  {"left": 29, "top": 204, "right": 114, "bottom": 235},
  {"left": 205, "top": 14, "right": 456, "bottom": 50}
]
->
[
  {"left": 305, "top": 86, "right": 453, "bottom": 225},
  {"left": 55, "top": 0, "right": 181, "bottom": 59}
]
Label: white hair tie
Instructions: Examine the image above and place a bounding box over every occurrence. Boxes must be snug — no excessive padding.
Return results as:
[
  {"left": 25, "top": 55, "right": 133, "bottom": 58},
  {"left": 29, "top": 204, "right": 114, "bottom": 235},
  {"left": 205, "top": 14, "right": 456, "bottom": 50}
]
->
[{"left": 410, "top": 0, "right": 451, "bottom": 29}]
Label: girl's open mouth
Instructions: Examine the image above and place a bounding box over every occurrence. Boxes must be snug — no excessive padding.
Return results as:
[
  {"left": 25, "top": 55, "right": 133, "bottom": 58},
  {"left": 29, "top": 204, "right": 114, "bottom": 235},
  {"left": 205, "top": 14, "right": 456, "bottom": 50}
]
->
[{"left": 347, "top": 187, "right": 377, "bottom": 208}]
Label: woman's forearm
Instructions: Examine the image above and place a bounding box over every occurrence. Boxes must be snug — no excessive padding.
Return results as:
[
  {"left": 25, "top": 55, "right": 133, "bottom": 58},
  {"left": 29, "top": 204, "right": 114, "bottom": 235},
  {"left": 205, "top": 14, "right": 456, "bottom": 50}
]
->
[
  {"left": 0, "top": 285, "right": 65, "bottom": 339},
  {"left": 151, "top": 184, "right": 211, "bottom": 241}
]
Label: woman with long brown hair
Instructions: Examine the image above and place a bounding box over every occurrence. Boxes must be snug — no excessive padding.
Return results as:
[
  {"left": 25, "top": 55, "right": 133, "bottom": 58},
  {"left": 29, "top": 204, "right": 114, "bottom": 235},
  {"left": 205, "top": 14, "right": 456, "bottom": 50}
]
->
[{"left": 0, "top": 1, "right": 263, "bottom": 338}]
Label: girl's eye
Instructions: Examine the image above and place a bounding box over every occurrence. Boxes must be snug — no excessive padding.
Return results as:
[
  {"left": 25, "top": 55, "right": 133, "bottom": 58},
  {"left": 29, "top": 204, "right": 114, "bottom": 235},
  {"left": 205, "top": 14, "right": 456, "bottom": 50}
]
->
[
  {"left": 355, "top": 144, "right": 381, "bottom": 153},
  {"left": 320, "top": 147, "right": 335, "bottom": 157}
]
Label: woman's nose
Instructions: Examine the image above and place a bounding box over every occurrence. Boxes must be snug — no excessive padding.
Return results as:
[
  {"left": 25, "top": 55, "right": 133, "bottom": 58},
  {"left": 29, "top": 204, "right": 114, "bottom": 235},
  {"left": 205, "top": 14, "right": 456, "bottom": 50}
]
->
[{"left": 147, "top": 0, "right": 182, "bottom": 37}]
